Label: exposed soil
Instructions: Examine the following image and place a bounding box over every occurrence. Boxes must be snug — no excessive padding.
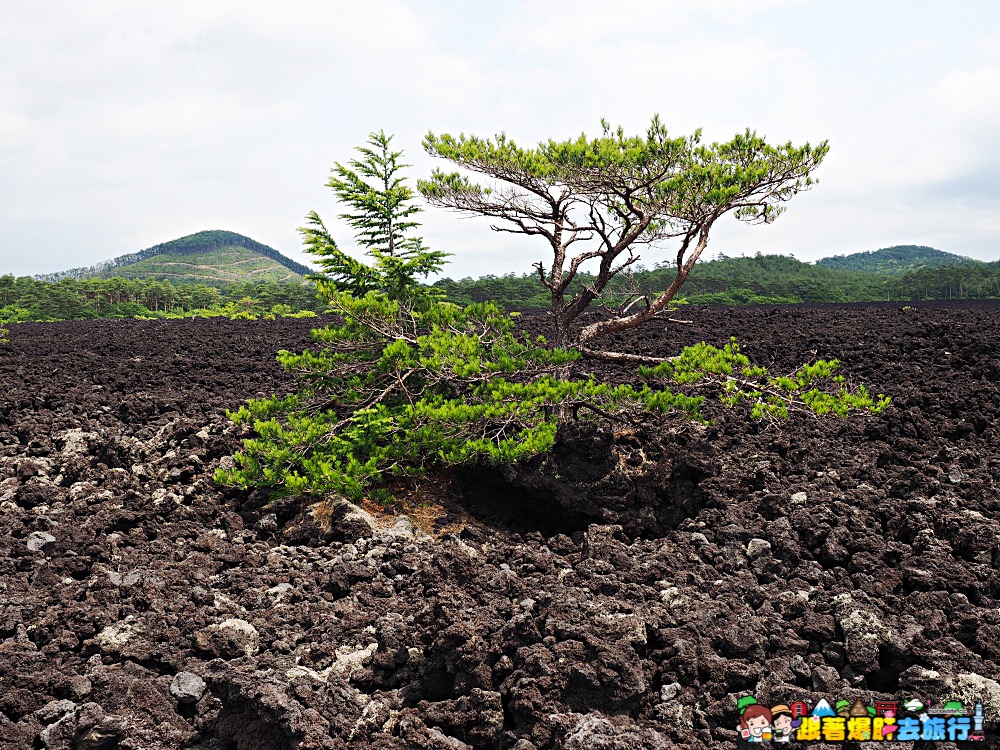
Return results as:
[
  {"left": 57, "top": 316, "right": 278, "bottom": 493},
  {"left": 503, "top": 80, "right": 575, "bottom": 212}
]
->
[{"left": 0, "top": 304, "right": 998, "bottom": 749}]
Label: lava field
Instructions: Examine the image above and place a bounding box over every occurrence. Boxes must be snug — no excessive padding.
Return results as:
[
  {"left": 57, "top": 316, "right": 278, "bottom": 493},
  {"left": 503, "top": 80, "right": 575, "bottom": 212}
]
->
[{"left": 0, "top": 303, "right": 998, "bottom": 749}]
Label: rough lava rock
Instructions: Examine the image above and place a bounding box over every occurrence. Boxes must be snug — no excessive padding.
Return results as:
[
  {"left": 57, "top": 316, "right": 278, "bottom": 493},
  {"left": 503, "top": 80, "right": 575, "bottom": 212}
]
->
[{"left": 0, "top": 307, "right": 998, "bottom": 748}]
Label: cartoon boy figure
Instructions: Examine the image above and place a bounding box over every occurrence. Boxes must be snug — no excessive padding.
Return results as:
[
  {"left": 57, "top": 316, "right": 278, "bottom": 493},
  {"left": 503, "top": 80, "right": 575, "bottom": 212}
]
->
[
  {"left": 739, "top": 704, "right": 773, "bottom": 742},
  {"left": 770, "top": 705, "right": 797, "bottom": 742}
]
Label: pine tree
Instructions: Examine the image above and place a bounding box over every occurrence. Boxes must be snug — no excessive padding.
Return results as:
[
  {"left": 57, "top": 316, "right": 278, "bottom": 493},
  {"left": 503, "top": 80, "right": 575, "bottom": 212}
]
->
[{"left": 420, "top": 118, "right": 828, "bottom": 358}]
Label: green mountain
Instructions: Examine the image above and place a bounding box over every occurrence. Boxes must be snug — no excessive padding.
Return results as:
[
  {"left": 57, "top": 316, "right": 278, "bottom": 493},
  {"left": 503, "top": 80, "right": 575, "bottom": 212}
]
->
[
  {"left": 815, "top": 245, "right": 982, "bottom": 277},
  {"left": 36, "top": 230, "right": 314, "bottom": 285}
]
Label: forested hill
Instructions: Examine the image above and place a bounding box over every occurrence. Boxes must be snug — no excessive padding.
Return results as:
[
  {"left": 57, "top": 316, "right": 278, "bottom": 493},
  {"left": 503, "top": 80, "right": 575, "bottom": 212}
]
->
[
  {"left": 432, "top": 252, "right": 1000, "bottom": 307},
  {"left": 5, "top": 250, "right": 1000, "bottom": 324},
  {"left": 34, "top": 230, "right": 314, "bottom": 284},
  {"left": 433, "top": 254, "right": 890, "bottom": 307},
  {"left": 815, "top": 245, "right": 982, "bottom": 276}
]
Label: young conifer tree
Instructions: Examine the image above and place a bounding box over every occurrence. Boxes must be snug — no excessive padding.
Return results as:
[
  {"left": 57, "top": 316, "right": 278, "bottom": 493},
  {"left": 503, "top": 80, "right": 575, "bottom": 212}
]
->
[{"left": 300, "top": 130, "right": 449, "bottom": 301}]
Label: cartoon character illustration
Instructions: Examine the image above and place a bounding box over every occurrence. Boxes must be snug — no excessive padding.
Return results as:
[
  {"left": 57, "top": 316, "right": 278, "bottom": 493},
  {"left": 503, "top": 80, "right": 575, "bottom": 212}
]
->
[
  {"left": 738, "top": 703, "right": 773, "bottom": 742},
  {"left": 770, "top": 704, "right": 798, "bottom": 742}
]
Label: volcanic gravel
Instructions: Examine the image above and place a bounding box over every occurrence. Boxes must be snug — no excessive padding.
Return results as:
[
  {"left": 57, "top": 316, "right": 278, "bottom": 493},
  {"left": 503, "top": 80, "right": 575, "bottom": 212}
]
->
[{"left": 0, "top": 305, "right": 998, "bottom": 749}]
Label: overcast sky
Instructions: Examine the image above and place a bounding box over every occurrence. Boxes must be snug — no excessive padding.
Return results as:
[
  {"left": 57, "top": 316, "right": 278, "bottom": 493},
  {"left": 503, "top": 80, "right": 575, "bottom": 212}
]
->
[{"left": 2, "top": 0, "right": 999, "bottom": 279}]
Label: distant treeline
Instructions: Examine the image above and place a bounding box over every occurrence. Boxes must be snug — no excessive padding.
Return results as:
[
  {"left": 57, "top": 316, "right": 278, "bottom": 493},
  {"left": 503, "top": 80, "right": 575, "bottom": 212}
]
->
[
  {"left": 0, "top": 275, "right": 324, "bottom": 322},
  {"left": 432, "top": 254, "right": 1000, "bottom": 307},
  {"left": 5, "top": 254, "right": 1000, "bottom": 325}
]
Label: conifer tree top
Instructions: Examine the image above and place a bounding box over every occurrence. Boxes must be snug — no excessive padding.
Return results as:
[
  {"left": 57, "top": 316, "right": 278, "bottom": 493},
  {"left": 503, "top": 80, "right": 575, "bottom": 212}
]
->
[{"left": 301, "top": 131, "right": 448, "bottom": 301}]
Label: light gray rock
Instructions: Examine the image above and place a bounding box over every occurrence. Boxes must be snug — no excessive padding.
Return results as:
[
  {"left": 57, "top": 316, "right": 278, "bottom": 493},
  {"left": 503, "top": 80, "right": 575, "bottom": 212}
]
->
[
  {"left": 38, "top": 702, "right": 127, "bottom": 749},
  {"left": 68, "top": 675, "right": 92, "bottom": 699},
  {"left": 958, "top": 674, "right": 1000, "bottom": 721},
  {"left": 557, "top": 712, "right": 670, "bottom": 750},
  {"left": 34, "top": 699, "right": 77, "bottom": 723},
  {"left": 170, "top": 671, "right": 207, "bottom": 704},
  {"left": 746, "top": 538, "right": 772, "bottom": 560},
  {"left": 257, "top": 512, "right": 278, "bottom": 532},
  {"left": 659, "top": 682, "right": 681, "bottom": 702},
  {"left": 194, "top": 618, "right": 260, "bottom": 659},
  {"left": 833, "top": 592, "right": 892, "bottom": 672},
  {"left": 26, "top": 531, "right": 56, "bottom": 552}
]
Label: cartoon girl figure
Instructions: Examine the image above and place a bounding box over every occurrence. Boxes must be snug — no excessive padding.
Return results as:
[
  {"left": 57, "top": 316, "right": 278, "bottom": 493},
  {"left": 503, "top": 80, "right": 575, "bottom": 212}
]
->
[
  {"left": 739, "top": 704, "right": 773, "bottom": 742},
  {"left": 770, "top": 705, "right": 797, "bottom": 742}
]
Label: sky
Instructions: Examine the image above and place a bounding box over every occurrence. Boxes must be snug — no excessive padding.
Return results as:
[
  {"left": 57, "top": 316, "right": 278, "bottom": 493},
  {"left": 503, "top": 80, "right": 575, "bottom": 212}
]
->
[{"left": 2, "top": 0, "right": 999, "bottom": 279}]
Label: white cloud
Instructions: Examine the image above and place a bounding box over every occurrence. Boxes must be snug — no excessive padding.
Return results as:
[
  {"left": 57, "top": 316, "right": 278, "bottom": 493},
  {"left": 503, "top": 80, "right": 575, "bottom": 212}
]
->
[{"left": 0, "top": 0, "right": 998, "bottom": 277}]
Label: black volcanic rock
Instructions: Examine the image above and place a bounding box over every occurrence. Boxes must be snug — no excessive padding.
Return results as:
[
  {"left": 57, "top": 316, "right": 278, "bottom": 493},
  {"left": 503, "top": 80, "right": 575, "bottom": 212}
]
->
[{"left": 0, "top": 304, "right": 998, "bottom": 748}]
